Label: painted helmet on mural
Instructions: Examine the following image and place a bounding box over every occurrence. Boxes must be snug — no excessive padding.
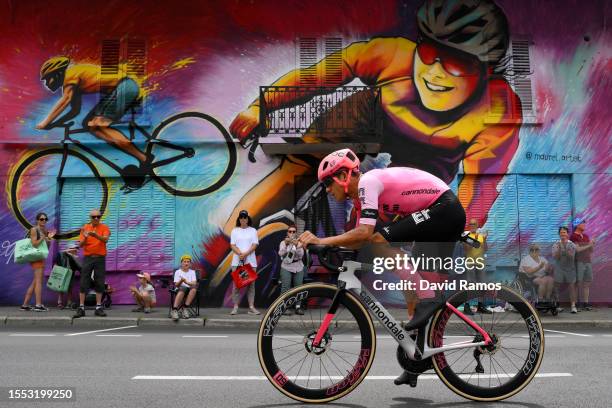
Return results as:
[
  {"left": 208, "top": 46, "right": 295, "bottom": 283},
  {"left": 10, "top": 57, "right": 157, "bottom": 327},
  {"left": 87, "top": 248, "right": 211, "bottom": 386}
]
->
[
  {"left": 40, "top": 56, "right": 70, "bottom": 79},
  {"left": 416, "top": 0, "right": 510, "bottom": 64}
]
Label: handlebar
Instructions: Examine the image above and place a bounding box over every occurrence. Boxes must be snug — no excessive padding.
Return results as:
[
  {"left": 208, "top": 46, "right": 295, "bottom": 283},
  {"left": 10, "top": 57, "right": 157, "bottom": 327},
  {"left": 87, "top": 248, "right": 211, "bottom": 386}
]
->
[{"left": 306, "top": 245, "right": 350, "bottom": 273}]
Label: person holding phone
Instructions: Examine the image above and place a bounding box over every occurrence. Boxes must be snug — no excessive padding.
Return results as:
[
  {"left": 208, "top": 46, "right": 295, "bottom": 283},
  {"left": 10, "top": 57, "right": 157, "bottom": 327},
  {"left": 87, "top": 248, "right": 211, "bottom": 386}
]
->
[{"left": 278, "top": 225, "right": 305, "bottom": 315}]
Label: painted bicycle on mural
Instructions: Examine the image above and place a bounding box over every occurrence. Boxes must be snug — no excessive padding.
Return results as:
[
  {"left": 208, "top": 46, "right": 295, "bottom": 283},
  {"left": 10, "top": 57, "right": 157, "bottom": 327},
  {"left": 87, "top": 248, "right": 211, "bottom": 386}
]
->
[{"left": 8, "top": 113, "right": 236, "bottom": 239}]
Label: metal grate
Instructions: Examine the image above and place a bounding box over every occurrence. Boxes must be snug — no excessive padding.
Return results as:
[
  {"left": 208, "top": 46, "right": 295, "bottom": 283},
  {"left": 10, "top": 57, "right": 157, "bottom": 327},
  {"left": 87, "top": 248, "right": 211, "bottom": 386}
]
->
[
  {"left": 298, "top": 38, "right": 318, "bottom": 86},
  {"left": 324, "top": 37, "right": 343, "bottom": 86}
]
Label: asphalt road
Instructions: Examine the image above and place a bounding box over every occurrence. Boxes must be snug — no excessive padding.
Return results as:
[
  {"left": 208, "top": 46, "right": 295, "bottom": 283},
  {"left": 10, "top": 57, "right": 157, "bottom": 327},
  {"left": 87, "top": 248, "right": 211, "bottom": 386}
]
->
[{"left": 0, "top": 326, "right": 610, "bottom": 408}]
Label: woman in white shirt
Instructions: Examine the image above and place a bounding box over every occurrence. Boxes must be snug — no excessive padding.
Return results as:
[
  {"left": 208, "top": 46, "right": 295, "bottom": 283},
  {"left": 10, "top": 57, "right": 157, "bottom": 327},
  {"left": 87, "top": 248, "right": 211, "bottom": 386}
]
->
[
  {"left": 519, "top": 243, "right": 554, "bottom": 304},
  {"left": 278, "top": 225, "right": 305, "bottom": 315},
  {"left": 230, "top": 210, "right": 260, "bottom": 315}
]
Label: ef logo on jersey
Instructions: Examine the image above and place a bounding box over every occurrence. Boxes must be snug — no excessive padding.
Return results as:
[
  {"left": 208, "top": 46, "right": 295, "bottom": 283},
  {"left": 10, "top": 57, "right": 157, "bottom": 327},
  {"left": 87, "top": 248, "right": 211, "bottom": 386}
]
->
[{"left": 411, "top": 209, "right": 431, "bottom": 224}]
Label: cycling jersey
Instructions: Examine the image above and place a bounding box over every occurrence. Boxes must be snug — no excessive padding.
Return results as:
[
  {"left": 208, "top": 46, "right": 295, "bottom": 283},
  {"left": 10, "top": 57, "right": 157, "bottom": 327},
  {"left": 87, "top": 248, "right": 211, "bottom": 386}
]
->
[{"left": 355, "top": 167, "right": 450, "bottom": 226}]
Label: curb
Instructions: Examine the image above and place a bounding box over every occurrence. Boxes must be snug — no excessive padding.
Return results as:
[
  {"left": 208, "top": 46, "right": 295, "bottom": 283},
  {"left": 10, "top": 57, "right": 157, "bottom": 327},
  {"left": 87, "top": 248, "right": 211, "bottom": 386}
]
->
[
  {"left": 5, "top": 316, "right": 73, "bottom": 327},
  {"left": 139, "top": 318, "right": 205, "bottom": 327},
  {"left": 72, "top": 317, "right": 139, "bottom": 328}
]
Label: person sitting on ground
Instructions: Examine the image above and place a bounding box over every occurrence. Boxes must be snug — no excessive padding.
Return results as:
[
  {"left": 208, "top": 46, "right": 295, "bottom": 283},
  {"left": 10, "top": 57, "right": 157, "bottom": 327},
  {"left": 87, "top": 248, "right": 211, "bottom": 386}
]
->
[
  {"left": 170, "top": 255, "right": 198, "bottom": 321},
  {"left": 54, "top": 243, "right": 82, "bottom": 309},
  {"left": 129, "top": 272, "right": 157, "bottom": 313},
  {"left": 519, "top": 243, "right": 554, "bottom": 306}
]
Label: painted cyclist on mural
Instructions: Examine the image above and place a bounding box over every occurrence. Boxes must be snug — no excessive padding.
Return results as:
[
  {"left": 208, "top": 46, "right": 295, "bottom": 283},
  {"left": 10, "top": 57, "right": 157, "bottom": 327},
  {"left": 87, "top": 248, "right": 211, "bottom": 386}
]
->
[{"left": 227, "top": 0, "right": 521, "bottom": 236}]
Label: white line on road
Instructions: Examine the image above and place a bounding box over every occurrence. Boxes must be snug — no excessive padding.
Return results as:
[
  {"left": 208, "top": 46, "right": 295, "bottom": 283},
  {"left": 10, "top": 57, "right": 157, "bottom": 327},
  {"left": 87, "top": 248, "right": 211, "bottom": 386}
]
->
[
  {"left": 182, "top": 335, "right": 229, "bottom": 338},
  {"left": 96, "top": 334, "right": 142, "bottom": 337},
  {"left": 544, "top": 329, "right": 592, "bottom": 337},
  {"left": 9, "top": 333, "right": 57, "bottom": 337},
  {"left": 64, "top": 325, "right": 138, "bottom": 337},
  {"left": 521, "top": 335, "right": 565, "bottom": 338},
  {"left": 133, "top": 373, "right": 573, "bottom": 381}
]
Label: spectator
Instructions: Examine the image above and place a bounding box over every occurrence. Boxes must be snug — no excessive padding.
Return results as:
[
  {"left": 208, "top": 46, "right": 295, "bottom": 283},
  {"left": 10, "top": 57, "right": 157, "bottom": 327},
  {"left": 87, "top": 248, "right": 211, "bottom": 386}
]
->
[
  {"left": 462, "top": 218, "right": 491, "bottom": 315},
  {"left": 230, "top": 210, "right": 260, "bottom": 315},
  {"left": 570, "top": 218, "right": 595, "bottom": 311},
  {"left": 130, "top": 272, "right": 157, "bottom": 313},
  {"left": 20, "top": 212, "right": 55, "bottom": 312},
  {"left": 552, "top": 226, "right": 578, "bottom": 313},
  {"left": 54, "top": 243, "right": 82, "bottom": 309},
  {"left": 519, "top": 244, "right": 554, "bottom": 305},
  {"left": 170, "top": 255, "right": 198, "bottom": 321},
  {"left": 278, "top": 225, "right": 305, "bottom": 315},
  {"left": 74, "top": 209, "right": 111, "bottom": 318}
]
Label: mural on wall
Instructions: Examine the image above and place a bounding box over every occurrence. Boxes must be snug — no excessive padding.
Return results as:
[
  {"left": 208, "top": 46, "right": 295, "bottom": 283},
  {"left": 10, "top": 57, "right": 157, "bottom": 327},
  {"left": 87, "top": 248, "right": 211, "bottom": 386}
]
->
[{"left": 0, "top": 0, "right": 609, "bottom": 306}]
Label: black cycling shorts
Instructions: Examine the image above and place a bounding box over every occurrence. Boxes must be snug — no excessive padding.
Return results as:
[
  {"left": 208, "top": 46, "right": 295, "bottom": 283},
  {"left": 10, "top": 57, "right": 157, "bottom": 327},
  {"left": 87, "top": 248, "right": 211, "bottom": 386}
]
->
[{"left": 376, "top": 190, "right": 466, "bottom": 271}]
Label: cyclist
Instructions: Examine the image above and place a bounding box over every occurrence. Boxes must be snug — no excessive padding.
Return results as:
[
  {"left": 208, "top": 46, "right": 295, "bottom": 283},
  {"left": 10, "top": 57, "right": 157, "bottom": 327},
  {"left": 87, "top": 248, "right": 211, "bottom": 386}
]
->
[
  {"left": 228, "top": 0, "right": 519, "bottom": 235},
  {"left": 298, "top": 148, "right": 466, "bottom": 386},
  {"left": 35, "top": 56, "right": 147, "bottom": 164}
]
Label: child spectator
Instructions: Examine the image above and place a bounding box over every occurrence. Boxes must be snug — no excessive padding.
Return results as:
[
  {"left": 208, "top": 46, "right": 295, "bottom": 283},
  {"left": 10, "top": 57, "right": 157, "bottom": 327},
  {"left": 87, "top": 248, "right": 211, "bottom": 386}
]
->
[{"left": 129, "top": 272, "right": 156, "bottom": 313}]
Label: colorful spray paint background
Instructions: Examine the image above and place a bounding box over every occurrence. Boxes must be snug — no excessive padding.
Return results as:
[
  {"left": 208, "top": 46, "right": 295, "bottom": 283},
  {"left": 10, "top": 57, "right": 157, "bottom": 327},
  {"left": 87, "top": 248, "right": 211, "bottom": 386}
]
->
[{"left": 0, "top": 0, "right": 610, "bottom": 306}]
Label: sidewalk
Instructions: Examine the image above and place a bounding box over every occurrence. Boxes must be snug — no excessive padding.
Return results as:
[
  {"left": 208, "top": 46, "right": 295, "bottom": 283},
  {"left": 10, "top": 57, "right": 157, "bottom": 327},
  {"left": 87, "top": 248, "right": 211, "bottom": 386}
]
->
[{"left": 1, "top": 305, "right": 611, "bottom": 329}]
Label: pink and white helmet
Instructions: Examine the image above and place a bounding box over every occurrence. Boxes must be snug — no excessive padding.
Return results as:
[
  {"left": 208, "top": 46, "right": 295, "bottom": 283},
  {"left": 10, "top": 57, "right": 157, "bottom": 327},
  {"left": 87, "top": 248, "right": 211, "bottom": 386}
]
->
[{"left": 318, "top": 148, "right": 360, "bottom": 193}]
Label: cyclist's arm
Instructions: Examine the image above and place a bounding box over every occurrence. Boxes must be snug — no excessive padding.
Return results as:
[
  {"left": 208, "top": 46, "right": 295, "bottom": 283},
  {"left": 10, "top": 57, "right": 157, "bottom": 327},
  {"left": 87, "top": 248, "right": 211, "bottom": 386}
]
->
[
  {"left": 37, "top": 85, "right": 76, "bottom": 129},
  {"left": 310, "top": 224, "right": 375, "bottom": 248}
]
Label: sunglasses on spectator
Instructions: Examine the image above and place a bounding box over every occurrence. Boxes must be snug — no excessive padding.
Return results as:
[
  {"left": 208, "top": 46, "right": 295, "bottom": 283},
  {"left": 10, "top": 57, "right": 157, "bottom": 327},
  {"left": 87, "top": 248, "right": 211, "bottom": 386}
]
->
[
  {"left": 90, "top": 215, "right": 101, "bottom": 219},
  {"left": 530, "top": 248, "right": 540, "bottom": 252},
  {"left": 38, "top": 217, "right": 48, "bottom": 221},
  {"left": 416, "top": 39, "right": 484, "bottom": 77},
  {"left": 287, "top": 230, "right": 297, "bottom": 234}
]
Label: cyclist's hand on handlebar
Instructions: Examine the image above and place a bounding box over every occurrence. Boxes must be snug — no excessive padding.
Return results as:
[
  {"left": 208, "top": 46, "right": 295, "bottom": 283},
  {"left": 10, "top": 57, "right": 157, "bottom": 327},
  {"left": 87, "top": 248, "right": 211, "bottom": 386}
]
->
[
  {"left": 229, "top": 106, "right": 260, "bottom": 146},
  {"left": 298, "top": 231, "right": 321, "bottom": 247}
]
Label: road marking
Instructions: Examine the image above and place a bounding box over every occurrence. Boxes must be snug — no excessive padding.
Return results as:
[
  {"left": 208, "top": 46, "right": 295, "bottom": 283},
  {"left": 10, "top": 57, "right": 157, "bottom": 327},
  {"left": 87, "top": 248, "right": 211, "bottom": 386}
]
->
[
  {"left": 96, "top": 334, "right": 142, "bottom": 337},
  {"left": 602, "top": 335, "right": 612, "bottom": 337},
  {"left": 182, "top": 335, "right": 229, "bottom": 338},
  {"left": 544, "top": 329, "right": 592, "bottom": 337},
  {"left": 9, "top": 333, "right": 57, "bottom": 337},
  {"left": 522, "top": 335, "right": 565, "bottom": 338},
  {"left": 64, "top": 325, "right": 138, "bottom": 337},
  {"left": 133, "top": 373, "right": 572, "bottom": 381}
]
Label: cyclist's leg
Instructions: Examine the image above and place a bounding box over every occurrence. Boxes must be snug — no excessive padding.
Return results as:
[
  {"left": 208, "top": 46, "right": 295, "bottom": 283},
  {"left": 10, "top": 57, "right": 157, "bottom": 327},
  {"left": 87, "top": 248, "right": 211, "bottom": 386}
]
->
[{"left": 86, "top": 78, "right": 146, "bottom": 162}]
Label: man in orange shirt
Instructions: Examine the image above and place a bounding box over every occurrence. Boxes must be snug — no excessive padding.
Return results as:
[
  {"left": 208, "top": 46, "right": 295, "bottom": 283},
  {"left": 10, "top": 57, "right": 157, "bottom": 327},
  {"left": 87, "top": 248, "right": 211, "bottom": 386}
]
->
[{"left": 74, "top": 209, "right": 111, "bottom": 318}]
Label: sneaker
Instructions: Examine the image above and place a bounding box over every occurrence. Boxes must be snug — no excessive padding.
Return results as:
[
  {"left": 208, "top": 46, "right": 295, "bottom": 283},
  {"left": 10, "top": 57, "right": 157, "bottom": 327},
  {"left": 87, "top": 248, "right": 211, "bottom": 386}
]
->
[
  {"left": 94, "top": 307, "right": 107, "bottom": 317},
  {"left": 19, "top": 305, "right": 32, "bottom": 311},
  {"left": 171, "top": 309, "right": 179, "bottom": 321},
  {"left": 295, "top": 307, "right": 305, "bottom": 316},
  {"left": 556, "top": 306, "right": 564, "bottom": 313},
  {"left": 181, "top": 308, "right": 190, "bottom": 319},
  {"left": 248, "top": 307, "right": 261, "bottom": 315},
  {"left": 33, "top": 305, "right": 48, "bottom": 312},
  {"left": 230, "top": 306, "right": 239, "bottom": 315},
  {"left": 571, "top": 305, "right": 578, "bottom": 314},
  {"left": 583, "top": 303, "right": 593, "bottom": 311},
  {"left": 283, "top": 309, "right": 294, "bottom": 316},
  {"left": 132, "top": 306, "right": 144, "bottom": 312},
  {"left": 477, "top": 303, "right": 492, "bottom": 314},
  {"left": 73, "top": 307, "right": 85, "bottom": 318},
  {"left": 144, "top": 307, "right": 152, "bottom": 314}
]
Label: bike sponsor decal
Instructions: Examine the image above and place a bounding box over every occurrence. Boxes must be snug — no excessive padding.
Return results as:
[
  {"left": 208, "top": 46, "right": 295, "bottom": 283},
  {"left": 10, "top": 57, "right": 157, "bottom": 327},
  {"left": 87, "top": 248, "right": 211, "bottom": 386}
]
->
[
  {"left": 272, "top": 370, "right": 289, "bottom": 388},
  {"left": 359, "top": 291, "right": 404, "bottom": 341},
  {"left": 325, "top": 348, "right": 370, "bottom": 396},
  {"left": 522, "top": 314, "right": 542, "bottom": 375},
  {"left": 262, "top": 290, "right": 309, "bottom": 336},
  {"left": 431, "top": 307, "right": 452, "bottom": 370}
]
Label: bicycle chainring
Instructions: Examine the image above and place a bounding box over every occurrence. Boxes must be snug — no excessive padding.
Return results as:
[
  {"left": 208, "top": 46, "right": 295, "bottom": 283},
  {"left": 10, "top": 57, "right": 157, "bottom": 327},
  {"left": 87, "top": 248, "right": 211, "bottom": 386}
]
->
[{"left": 396, "top": 345, "right": 433, "bottom": 373}]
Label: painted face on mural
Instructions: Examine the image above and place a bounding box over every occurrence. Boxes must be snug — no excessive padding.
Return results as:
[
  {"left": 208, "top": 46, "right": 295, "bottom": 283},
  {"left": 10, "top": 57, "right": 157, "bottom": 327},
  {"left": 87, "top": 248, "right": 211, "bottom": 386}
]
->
[
  {"left": 413, "top": 40, "right": 483, "bottom": 112},
  {"left": 43, "top": 72, "right": 64, "bottom": 93}
]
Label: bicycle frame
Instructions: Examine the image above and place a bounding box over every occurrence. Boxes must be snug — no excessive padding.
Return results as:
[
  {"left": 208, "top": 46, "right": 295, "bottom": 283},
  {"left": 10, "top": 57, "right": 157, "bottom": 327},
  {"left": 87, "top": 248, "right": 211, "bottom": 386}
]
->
[
  {"left": 313, "top": 259, "right": 492, "bottom": 361},
  {"left": 54, "top": 120, "right": 193, "bottom": 180}
]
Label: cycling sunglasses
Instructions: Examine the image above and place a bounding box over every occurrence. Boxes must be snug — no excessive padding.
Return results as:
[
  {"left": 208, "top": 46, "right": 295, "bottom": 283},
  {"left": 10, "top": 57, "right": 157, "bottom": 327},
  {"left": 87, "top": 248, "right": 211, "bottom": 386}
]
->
[
  {"left": 322, "top": 177, "right": 335, "bottom": 188},
  {"left": 416, "top": 40, "right": 484, "bottom": 77}
]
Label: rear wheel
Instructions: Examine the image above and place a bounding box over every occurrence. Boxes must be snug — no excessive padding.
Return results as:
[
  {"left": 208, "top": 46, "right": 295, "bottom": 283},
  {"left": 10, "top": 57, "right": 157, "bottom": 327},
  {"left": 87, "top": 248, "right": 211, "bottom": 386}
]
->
[
  {"left": 257, "top": 284, "right": 376, "bottom": 403},
  {"left": 429, "top": 287, "right": 544, "bottom": 401}
]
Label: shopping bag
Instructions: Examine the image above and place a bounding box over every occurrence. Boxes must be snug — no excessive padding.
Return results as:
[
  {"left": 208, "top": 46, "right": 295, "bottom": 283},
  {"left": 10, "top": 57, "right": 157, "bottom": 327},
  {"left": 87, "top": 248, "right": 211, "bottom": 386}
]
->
[
  {"left": 231, "top": 263, "right": 258, "bottom": 289},
  {"left": 14, "top": 238, "right": 48, "bottom": 264},
  {"left": 46, "top": 264, "right": 73, "bottom": 293}
]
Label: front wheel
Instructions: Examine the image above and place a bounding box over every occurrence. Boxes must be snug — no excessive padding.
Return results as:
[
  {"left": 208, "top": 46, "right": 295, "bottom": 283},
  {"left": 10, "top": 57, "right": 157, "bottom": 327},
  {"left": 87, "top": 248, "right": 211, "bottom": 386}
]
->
[
  {"left": 428, "top": 286, "right": 544, "bottom": 401},
  {"left": 257, "top": 284, "right": 376, "bottom": 403}
]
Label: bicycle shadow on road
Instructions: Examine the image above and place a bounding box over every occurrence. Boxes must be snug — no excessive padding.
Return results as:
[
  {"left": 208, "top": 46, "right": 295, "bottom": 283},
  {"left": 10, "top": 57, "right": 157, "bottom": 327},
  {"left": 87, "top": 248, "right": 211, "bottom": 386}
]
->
[
  {"left": 248, "top": 403, "right": 367, "bottom": 408},
  {"left": 391, "top": 397, "right": 546, "bottom": 408}
]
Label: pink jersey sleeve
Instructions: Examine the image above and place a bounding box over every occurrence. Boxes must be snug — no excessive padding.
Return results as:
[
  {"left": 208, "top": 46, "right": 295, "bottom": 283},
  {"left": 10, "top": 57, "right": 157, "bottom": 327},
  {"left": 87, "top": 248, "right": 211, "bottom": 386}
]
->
[{"left": 357, "top": 172, "right": 384, "bottom": 226}]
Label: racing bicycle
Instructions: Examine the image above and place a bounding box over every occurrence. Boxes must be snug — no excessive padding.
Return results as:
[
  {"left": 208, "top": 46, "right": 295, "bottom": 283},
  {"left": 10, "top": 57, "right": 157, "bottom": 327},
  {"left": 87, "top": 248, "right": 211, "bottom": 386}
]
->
[
  {"left": 257, "top": 238, "right": 545, "bottom": 403},
  {"left": 8, "top": 112, "right": 236, "bottom": 239}
]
